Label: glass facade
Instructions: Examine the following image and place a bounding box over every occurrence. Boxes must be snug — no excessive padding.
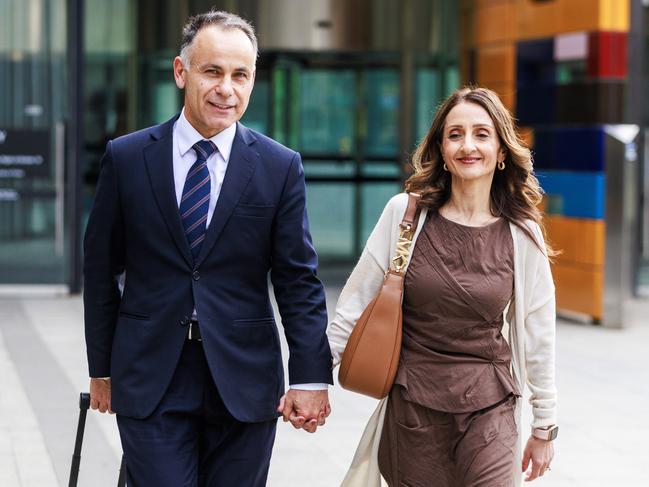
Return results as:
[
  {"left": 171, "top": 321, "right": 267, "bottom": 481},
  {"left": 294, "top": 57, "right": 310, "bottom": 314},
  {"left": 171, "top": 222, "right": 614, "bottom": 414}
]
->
[
  {"left": 0, "top": 0, "right": 460, "bottom": 286},
  {"left": 0, "top": 0, "right": 67, "bottom": 283}
]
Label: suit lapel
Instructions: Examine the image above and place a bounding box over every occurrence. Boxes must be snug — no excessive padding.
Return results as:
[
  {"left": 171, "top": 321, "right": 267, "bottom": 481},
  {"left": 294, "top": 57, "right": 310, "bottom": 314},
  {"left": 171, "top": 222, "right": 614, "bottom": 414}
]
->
[
  {"left": 144, "top": 115, "right": 193, "bottom": 267},
  {"left": 195, "top": 123, "right": 258, "bottom": 267}
]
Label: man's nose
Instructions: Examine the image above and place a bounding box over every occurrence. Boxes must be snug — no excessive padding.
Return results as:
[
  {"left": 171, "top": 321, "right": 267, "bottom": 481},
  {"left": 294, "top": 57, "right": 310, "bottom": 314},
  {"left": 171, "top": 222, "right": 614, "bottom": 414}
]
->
[{"left": 216, "top": 76, "right": 233, "bottom": 96}]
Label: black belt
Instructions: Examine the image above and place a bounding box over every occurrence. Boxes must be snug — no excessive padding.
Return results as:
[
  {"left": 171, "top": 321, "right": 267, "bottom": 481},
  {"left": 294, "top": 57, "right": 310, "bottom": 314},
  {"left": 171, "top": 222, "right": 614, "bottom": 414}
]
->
[{"left": 188, "top": 320, "right": 202, "bottom": 341}]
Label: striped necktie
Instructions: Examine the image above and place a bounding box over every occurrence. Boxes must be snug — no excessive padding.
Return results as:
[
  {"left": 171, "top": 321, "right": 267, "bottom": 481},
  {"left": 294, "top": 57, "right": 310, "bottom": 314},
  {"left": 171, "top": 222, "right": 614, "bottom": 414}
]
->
[{"left": 180, "top": 140, "right": 216, "bottom": 260}]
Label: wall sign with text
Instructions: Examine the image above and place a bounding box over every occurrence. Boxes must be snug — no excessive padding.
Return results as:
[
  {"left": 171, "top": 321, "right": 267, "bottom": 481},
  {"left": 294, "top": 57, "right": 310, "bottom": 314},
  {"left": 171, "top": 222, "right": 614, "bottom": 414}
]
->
[{"left": 0, "top": 128, "right": 51, "bottom": 180}]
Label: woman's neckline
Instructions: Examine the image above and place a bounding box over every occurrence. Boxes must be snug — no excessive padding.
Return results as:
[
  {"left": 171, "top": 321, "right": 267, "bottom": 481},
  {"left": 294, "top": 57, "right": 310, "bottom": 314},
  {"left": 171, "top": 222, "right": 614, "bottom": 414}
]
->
[{"left": 435, "top": 210, "right": 503, "bottom": 230}]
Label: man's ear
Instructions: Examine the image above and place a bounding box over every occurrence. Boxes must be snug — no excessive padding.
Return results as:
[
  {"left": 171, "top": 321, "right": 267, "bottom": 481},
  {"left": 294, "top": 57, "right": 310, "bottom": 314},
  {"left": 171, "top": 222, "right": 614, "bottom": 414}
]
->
[{"left": 173, "top": 56, "right": 186, "bottom": 89}]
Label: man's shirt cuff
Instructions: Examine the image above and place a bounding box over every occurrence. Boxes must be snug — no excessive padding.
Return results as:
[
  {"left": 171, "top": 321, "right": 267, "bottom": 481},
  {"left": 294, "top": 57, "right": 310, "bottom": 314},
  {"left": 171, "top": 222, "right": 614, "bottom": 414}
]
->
[{"left": 289, "top": 383, "right": 328, "bottom": 391}]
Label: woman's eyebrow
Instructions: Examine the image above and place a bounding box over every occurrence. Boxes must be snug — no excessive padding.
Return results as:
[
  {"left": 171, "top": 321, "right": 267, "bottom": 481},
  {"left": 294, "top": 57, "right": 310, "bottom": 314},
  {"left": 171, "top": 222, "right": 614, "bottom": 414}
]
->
[{"left": 446, "top": 123, "right": 494, "bottom": 129}]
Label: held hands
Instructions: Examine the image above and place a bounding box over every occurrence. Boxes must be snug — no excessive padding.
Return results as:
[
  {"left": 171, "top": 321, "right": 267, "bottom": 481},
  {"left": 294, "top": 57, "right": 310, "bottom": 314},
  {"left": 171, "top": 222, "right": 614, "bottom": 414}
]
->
[
  {"left": 89, "top": 378, "right": 114, "bottom": 414},
  {"left": 277, "top": 389, "right": 331, "bottom": 433},
  {"left": 522, "top": 435, "right": 554, "bottom": 481}
]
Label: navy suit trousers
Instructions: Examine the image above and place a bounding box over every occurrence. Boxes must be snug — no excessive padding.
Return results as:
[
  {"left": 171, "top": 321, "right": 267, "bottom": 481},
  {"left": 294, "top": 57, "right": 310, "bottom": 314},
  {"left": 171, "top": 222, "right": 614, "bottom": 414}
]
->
[{"left": 117, "top": 340, "right": 277, "bottom": 487}]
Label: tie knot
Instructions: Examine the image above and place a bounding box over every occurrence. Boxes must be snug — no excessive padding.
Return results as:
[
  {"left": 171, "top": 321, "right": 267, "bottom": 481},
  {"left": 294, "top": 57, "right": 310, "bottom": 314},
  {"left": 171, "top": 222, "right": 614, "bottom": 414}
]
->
[{"left": 193, "top": 140, "right": 217, "bottom": 161}]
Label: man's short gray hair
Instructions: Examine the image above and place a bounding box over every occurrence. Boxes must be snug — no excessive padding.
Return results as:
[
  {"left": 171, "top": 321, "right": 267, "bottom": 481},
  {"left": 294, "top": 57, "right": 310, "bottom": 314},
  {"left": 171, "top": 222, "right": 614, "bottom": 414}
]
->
[{"left": 179, "top": 9, "right": 258, "bottom": 68}]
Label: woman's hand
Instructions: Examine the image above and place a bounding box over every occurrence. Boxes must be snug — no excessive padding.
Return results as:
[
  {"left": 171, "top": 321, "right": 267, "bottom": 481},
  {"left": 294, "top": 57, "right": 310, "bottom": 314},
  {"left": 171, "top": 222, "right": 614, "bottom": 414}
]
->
[{"left": 522, "top": 435, "right": 554, "bottom": 481}]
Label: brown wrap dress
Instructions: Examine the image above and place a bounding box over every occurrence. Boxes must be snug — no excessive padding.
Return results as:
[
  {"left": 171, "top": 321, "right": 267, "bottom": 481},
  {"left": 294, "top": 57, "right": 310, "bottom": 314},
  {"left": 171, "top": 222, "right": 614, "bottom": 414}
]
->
[{"left": 378, "top": 211, "right": 520, "bottom": 487}]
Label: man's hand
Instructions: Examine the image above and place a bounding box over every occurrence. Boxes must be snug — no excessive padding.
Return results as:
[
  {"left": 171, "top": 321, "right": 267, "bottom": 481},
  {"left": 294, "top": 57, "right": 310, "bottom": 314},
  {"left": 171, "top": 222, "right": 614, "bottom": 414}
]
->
[
  {"left": 277, "top": 389, "right": 330, "bottom": 433},
  {"left": 89, "top": 378, "right": 114, "bottom": 414}
]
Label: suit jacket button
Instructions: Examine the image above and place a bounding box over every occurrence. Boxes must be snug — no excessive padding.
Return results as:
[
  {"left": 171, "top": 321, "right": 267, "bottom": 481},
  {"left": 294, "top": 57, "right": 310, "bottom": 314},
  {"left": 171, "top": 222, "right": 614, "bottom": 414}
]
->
[
  {"left": 192, "top": 271, "right": 200, "bottom": 281},
  {"left": 180, "top": 316, "right": 190, "bottom": 326}
]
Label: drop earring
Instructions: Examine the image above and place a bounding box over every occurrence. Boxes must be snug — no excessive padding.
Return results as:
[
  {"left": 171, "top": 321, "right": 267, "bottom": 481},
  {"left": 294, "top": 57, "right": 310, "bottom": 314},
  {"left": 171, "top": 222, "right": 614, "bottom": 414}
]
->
[{"left": 498, "top": 159, "right": 505, "bottom": 170}]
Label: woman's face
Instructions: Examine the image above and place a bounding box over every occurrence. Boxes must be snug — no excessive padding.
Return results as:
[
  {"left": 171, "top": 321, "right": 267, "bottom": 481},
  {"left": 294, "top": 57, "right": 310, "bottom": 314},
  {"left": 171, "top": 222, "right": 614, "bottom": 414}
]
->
[{"left": 440, "top": 101, "right": 504, "bottom": 184}]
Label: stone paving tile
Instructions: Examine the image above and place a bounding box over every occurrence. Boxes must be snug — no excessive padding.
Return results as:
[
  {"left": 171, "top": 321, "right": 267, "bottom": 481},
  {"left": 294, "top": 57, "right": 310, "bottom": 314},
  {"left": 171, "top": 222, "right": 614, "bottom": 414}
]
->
[{"left": 0, "top": 327, "right": 58, "bottom": 487}]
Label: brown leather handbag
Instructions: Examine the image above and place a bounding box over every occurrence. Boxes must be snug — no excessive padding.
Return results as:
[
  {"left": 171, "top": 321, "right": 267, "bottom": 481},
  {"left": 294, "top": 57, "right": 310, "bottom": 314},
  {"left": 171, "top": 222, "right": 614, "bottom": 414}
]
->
[{"left": 338, "top": 193, "right": 421, "bottom": 399}]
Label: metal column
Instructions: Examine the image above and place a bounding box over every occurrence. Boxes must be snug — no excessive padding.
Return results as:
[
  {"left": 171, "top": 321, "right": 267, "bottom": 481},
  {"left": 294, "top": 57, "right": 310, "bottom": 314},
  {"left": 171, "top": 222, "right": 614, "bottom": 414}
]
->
[
  {"left": 602, "top": 125, "right": 640, "bottom": 328},
  {"left": 66, "top": 0, "right": 84, "bottom": 293}
]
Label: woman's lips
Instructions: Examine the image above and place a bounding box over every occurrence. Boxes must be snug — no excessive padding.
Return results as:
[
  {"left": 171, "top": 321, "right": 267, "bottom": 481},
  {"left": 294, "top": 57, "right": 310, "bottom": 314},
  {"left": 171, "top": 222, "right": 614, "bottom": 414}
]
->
[{"left": 458, "top": 157, "right": 480, "bottom": 164}]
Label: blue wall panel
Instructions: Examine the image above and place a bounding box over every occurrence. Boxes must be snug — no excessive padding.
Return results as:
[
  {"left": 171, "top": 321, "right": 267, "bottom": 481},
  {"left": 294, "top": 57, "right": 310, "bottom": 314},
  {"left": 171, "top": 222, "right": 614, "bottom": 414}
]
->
[
  {"left": 533, "top": 127, "right": 606, "bottom": 171},
  {"left": 536, "top": 170, "right": 605, "bottom": 219},
  {"left": 517, "top": 38, "right": 555, "bottom": 83},
  {"left": 517, "top": 84, "right": 556, "bottom": 125}
]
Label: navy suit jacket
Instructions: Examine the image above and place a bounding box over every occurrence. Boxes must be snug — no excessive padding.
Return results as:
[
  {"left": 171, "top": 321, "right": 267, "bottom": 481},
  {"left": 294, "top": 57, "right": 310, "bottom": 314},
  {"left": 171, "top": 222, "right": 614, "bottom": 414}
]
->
[{"left": 83, "top": 115, "right": 333, "bottom": 421}]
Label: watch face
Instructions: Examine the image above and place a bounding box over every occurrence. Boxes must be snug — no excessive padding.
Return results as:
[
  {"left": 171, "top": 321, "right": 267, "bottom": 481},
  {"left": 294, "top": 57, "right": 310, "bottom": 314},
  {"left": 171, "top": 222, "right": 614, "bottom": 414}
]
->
[{"left": 549, "top": 426, "right": 559, "bottom": 440}]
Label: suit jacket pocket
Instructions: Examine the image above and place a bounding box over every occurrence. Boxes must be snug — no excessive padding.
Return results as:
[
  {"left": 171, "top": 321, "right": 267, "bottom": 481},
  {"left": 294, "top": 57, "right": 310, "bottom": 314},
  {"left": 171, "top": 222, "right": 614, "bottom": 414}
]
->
[
  {"left": 232, "top": 203, "right": 275, "bottom": 218},
  {"left": 233, "top": 317, "right": 276, "bottom": 327},
  {"left": 118, "top": 310, "right": 151, "bottom": 321}
]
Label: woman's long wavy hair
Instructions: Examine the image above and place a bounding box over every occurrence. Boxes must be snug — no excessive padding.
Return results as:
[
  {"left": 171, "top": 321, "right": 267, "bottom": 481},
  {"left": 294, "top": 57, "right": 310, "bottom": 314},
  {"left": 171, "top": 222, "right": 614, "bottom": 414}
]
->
[{"left": 405, "top": 86, "right": 555, "bottom": 256}]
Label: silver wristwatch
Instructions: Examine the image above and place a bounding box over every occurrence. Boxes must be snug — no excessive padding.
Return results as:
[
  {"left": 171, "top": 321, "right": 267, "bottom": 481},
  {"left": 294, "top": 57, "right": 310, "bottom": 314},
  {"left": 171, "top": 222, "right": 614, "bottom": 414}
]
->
[{"left": 532, "top": 425, "right": 559, "bottom": 441}]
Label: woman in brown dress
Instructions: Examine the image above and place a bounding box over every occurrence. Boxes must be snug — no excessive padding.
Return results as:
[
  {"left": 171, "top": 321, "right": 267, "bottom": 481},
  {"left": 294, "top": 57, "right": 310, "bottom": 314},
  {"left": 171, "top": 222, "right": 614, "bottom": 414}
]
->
[{"left": 328, "top": 87, "right": 558, "bottom": 487}]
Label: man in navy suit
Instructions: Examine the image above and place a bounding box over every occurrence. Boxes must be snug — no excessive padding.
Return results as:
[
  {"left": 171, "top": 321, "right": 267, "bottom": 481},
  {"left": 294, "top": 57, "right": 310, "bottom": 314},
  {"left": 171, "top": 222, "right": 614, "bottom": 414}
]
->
[{"left": 83, "top": 10, "right": 333, "bottom": 486}]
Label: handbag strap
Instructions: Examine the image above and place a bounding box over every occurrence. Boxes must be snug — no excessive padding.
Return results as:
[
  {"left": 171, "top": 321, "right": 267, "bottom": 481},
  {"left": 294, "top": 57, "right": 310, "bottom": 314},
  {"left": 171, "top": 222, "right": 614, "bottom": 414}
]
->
[{"left": 391, "top": 193, "right": 421, "bottom": 273}]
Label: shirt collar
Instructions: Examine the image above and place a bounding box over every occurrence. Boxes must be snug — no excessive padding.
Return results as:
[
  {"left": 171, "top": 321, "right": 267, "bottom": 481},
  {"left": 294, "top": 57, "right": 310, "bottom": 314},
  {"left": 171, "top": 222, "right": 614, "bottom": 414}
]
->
[{"left": 176, "top": 109, "right": 237, "bottom": 163}]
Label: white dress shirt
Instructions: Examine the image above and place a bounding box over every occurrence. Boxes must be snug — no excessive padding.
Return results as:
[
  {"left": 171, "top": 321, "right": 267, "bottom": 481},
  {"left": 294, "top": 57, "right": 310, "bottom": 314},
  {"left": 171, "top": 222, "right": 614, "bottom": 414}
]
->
[
  {"left": 172, "top": 111, "right": 326, "bottom": 392},
  {"left": 173, "top": 109, "right": 233, "bottom": 223}
]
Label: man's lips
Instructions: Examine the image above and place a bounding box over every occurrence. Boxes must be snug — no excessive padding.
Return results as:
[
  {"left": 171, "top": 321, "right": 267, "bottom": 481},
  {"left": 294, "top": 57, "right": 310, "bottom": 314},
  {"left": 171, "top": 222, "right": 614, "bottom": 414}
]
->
[{"left": 208, "top": 101, "right": 234, "bottom": 110}]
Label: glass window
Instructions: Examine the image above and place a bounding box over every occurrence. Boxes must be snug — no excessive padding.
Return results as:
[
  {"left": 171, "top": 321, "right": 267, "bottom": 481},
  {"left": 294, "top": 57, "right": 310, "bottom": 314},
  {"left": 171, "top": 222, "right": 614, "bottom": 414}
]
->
[
  {"left": 416, "top": 69, "right": 441, "bottom": 142},
  {"left": 299, "top": 70, "right": 355, "bottom": 155},
  {"left": 241, "top": 75, "right": 270, "bottom": 135},
  {"left": 361, "top": 182, "right": 401, "bottom": 245},
  {"left": 306, "top": 183, "right": 355, "bottom": 258},
  {"left": 364, "top": 69, "right": 399, "bottom": 157}
]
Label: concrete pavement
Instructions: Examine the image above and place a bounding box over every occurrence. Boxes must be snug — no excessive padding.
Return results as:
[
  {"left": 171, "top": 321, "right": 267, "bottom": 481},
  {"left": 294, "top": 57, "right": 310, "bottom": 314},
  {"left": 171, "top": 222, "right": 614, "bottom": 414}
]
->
[{"left": 0, "top": 285, "right": 647, "bottom": 487}]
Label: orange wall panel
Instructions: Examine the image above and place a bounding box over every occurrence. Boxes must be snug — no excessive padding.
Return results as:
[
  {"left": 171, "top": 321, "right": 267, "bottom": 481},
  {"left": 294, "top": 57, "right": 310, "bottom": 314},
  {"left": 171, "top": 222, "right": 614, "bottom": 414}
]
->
[
  {"left": 518, "top": 126, "right": 534, "bottom": 148},
  {"left": 517, "top": 0, "right": 559, "bottom": 40},
  {"left": 553, "top": 263, "right": 603, "bottom": 320},
  {"left": 559, "top": 0, "right": 600, "bottom": 33},
  {"left": 476, "top": 44, "right": 516, "bottom": 83},
  {"left": 480, "top": 80, "right": 516, "bottom": 111},
  {"left": 475, "top": 1, "right": 518, "bottom": 44},
  {"left": 545, "top": 216, "right": 605, "bottom": 268},
  {"left": 516, "top": 0, "right": 629, "bottom": 40}
]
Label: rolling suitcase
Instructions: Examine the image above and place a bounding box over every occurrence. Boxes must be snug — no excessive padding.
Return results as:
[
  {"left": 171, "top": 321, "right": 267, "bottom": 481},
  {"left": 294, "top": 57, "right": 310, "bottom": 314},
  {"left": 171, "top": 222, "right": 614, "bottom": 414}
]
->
[{"left": 69, "top": 392, "right": 127, "bottom": 487}]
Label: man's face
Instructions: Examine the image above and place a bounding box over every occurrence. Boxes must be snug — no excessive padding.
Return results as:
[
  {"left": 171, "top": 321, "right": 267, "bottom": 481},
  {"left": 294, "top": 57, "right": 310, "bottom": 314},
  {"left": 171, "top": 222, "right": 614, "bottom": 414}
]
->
[{"left": 173, "top": 25, "right": 256, "bottom": 138}]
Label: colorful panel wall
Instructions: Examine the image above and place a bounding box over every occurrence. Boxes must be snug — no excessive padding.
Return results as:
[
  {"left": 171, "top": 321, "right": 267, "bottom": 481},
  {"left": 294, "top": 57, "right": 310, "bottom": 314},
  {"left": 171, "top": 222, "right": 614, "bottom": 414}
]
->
[{"left": 462, "top": 0, "right": 630, "bottom": 321}]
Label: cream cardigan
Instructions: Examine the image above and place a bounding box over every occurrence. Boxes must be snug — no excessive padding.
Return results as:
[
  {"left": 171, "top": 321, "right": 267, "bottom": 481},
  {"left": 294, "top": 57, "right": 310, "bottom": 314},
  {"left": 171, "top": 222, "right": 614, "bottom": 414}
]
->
[{"left": 327, "top": 193, "right": 557, "bottom": 487}]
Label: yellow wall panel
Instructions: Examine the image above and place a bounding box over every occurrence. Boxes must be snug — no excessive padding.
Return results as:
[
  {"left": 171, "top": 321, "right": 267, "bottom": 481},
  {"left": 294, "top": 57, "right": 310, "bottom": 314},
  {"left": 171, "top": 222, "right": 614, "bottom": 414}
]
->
[
  {"left": 475, "top": 1, "right": 518, "bottom": 44},
  {"left": 476, "top": 44, "right": 516, "bottom": 83},
  {"left": 599, "top": 0, "right": 629, "bottom": 31}
]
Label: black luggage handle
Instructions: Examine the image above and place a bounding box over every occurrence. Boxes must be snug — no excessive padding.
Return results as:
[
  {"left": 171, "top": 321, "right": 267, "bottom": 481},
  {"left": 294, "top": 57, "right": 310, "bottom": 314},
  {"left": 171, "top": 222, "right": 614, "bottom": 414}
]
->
[
  {"left": 69, "top": 393, "right": 90, "bottom": 487},
  {"left": 68, "top": 392, "right": 126, "bottom": 487}
]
